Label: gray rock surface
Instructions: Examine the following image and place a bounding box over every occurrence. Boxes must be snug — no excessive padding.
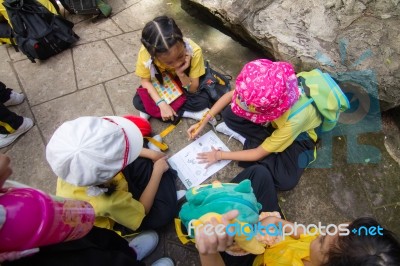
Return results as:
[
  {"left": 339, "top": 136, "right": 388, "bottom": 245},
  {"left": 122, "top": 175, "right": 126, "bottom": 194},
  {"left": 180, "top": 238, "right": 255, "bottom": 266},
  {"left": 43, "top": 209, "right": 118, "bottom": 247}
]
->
[{"left": 182, "top": 0, "right": 400, "bottom": 111}]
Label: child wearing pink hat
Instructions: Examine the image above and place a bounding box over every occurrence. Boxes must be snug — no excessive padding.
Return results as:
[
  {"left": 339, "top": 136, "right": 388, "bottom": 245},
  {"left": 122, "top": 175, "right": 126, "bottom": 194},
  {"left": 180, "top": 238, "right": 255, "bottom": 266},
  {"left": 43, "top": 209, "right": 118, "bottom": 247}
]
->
[{"left": 187, "top": 59, "right": 322, "bottom": 191}]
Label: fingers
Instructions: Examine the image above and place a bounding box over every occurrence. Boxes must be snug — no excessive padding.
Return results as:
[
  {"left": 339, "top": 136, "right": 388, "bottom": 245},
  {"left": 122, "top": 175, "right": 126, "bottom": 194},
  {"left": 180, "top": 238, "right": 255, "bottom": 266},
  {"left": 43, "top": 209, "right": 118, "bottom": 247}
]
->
[
  {"left": 196, "top": 227, "right": 218, "bottom": 254},
  {"left": 221, "top": 210, "right": 239, "bottom": 224},
  {"left": 162, "top": 116, "right": 174, "bottom": 122},
  {"left": 162, "top": 111, "right": 177, "bottom": 121},
  {"left": 197, "top": 150, "right": 218, "bottom": 168},
  {"left": 0, "top": 154, "right": 11, "bottom": 175},
  {"left": 187, "top": 130, "right": 194, "bottom": 140},
  {"left": 154, "top": 156, "right": 170, "bottom": 173},
  {"left": 196, "top": 215, "right": 236, "bottom": 254},
  {"left": 160, "top": 105, "right": 176, "bottom": 121},
  {"left": 210, "top": 217, "right": 231, "bottom": 252},
  {"left": 0, "top": 154, "right": 11, "bottom": 189}
]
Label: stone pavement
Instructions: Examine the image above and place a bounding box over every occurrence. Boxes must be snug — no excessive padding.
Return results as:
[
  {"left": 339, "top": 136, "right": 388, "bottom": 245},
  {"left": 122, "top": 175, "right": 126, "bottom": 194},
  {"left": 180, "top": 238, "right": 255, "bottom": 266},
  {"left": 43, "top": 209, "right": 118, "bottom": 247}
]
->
[{"left": 1, "top": 0, "right": 399, "bottom": 265}]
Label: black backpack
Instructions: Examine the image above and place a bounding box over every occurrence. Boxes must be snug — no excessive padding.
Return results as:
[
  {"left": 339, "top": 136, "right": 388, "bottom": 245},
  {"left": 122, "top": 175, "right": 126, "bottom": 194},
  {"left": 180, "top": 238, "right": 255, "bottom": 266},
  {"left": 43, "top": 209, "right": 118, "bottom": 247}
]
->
[
  {"left": 199, "top": 61, "right": 232, "bottom": 103},
  {"left": 58, "top": 0, "right": 99, "bottom": 15},
  {"left": 3, "top": 0, "right": 79, "bottom": 62}
]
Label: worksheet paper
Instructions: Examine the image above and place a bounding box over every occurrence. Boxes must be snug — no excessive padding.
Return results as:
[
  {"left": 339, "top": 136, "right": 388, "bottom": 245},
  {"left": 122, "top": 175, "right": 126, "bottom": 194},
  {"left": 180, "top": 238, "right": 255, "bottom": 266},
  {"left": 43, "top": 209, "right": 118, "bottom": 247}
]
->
[{"left": 168, "top": 130, "right": 231, "bottom": 189}]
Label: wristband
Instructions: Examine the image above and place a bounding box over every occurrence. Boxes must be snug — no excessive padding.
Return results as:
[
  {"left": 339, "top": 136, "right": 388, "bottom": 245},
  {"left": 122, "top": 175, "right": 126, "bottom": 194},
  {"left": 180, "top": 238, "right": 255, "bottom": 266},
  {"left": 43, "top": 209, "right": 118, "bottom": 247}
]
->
[{"left": 156, "top": 99, "right": 165, "bottom": 106}]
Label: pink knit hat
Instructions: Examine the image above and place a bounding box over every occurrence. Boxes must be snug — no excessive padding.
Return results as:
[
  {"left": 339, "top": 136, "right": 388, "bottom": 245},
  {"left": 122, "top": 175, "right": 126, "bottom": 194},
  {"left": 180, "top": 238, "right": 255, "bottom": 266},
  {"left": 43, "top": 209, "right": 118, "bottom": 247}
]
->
[{"left": 231, "top": 59, "right": 300, "bottom": 124}]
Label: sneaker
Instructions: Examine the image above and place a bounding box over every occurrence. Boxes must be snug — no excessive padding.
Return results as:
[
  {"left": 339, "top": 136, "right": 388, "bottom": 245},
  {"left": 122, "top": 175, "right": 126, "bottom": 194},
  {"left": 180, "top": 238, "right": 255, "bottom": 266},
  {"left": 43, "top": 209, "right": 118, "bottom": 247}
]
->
[
  {"left": 182, "top": 108, "right": 217, "bottom": 126},
  {"left": 139, "top": 111, "right": 151, "bottom": 120},
  {"left": 4, "top": 91, "right": 25, "bottom": 107},
  {"left": 0, "top": 117, "right": 34, "bottom": 148},
  {"left": 129, "top": 230, "right": 159, "bottom": 261},
  {"left": 215, "top": 122, "right": 246, "bottom": 145},
  {"left": 151, "top": 257, "right": 174, "bottom": 266},
  {"left": 147, "top": 135, "right": 162, "bottom": 152},
  {"left": 176, "top": 190, "right": 186, "bottom": 201}
]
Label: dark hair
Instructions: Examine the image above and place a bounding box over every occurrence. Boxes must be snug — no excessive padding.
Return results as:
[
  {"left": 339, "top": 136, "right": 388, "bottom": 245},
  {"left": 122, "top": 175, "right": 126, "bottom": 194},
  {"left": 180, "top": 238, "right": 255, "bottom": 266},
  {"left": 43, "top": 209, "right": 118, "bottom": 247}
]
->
[
  {"left": 97, "top": 182, "right": 117, "bottom": 196},
  {"left": 141, "top": 16, "right": 184, "bottom": 58},
  {"left": 141, "top": 16, "right": 185, "bottom": 84},
  {"left": 323, "top": 217, "right": 400, "bottom": 266}
]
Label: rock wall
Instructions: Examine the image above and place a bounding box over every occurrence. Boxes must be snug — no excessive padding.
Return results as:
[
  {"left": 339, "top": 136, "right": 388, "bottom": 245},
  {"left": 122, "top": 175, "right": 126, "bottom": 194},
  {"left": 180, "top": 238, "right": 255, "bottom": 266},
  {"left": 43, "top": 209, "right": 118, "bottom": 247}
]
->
[{"left": 182, "top": 0, "right": 400, "bottom": 110}]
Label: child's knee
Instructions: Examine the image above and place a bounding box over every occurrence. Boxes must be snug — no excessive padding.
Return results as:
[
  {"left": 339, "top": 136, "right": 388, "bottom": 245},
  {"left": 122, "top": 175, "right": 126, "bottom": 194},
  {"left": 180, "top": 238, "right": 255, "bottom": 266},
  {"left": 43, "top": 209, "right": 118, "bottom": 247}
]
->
[{"left": 250, "top": 165, "right": 274, "bottom": 185}]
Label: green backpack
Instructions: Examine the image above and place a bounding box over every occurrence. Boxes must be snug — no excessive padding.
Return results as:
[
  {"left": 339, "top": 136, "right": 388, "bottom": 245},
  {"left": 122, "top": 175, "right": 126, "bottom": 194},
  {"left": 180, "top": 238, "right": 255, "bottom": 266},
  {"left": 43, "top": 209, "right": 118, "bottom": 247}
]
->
[
  {"left": 179, "top": 180, "right": 262, "bottom": 231},
  {"left": 178, "top": 180, "right": 266, "bottom": 254},
  {"left": 289, "top": 69, "right": 350, "bottom": 132}
]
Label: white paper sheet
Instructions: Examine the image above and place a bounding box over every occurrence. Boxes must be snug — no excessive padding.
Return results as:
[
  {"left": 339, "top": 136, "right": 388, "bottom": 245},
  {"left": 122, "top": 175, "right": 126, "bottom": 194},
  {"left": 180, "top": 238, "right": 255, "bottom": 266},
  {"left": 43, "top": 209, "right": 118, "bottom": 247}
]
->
[{"left": 168, "top": 130, "right": 231, "bottom": 189}]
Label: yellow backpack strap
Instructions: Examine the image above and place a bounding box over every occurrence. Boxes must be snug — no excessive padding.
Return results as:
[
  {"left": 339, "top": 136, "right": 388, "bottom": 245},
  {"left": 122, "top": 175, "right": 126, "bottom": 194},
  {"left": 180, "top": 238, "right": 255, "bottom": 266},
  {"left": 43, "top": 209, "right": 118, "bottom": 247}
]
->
[
  {"left": 144, "top": 118, "right": 182, "bottom": 151},
  {"left": 174, "top": 218, "right": 196, "bottom": 244}
]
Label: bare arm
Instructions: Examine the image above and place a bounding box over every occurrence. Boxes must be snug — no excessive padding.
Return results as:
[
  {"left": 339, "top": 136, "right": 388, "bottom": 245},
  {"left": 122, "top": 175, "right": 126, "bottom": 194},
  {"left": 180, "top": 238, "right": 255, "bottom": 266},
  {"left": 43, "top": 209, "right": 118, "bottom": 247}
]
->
[
  {"left": 0, "top": 154, "right": 12, "bottom": 189},
  {"left": 199, "top": 253, "right": 225, "bottom": 266},
  {"left": 197, "top": 145, "right": 270, "bottom": 168},
  {"left": 195, "top": 210, "right": 239, "bottom": 266},
  {"left": 139, "top": 148, "right": 165, "bottom": 162},
  {"left": 175, "top": 54, "right": 199, "bottom": 93},
  {"left": 187, "top": 90, "right": 234, "bottom": 139},
  {"left": 139, "top": 157, "right": 169, "bottom": 214}
]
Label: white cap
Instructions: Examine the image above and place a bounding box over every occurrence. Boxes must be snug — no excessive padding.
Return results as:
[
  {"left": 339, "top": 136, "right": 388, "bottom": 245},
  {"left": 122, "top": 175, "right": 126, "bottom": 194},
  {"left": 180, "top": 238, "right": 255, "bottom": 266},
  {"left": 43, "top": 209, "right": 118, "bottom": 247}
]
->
[{"left": 46, "top": 116, "right": 143, "bottom": 186}]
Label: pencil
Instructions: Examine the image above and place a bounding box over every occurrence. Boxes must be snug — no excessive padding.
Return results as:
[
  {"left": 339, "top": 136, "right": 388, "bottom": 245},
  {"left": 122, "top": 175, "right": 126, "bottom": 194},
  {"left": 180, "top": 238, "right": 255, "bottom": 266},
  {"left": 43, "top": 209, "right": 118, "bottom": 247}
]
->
[{"left": 190, "top": 123, "right": 201, "bottom": 139}]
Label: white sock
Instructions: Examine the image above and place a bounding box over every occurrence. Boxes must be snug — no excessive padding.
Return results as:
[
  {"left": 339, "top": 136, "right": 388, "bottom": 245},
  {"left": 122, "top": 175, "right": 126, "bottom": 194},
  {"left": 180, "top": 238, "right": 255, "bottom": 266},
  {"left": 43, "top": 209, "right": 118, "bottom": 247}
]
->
[
  {"left": 147, "top": 135, "right": 162, "bottom": 152},
  {"left": 182, "top": 109, "right": 207, "bottom": 120},
  {"left": 183, "top": 108, "right": 217, "bottom": 126},
  {"left": 216, "top": 122, "right": 246, "bottom": 145}
]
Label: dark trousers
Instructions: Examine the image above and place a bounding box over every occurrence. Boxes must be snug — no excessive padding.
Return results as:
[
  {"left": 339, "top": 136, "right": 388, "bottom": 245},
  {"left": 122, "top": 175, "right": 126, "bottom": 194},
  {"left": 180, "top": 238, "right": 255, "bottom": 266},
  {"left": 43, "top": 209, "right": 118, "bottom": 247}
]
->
[
  {"left": 0, "top": 82, "right": 23, "bottom": 134},
  {"left": 122, "top": 157, "right": 178, "bottom": 230},
  {"left": 222, "top": 106, "right": 316, "bottom": 191},
  {"left": 220, "top": 165, "right": 282, "bottom": 266},
  {"left": 133, "top": 88, "right": 211, "bottom": 117},
  {"left": 4, "top": 227, "right": 144, "bottom": 266}
]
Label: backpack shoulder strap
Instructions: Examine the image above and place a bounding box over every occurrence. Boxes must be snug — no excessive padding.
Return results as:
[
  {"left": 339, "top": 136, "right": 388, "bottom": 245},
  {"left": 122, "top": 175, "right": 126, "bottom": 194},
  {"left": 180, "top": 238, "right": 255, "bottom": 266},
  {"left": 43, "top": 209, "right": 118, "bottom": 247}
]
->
[{"left": 288, "top": 92, "right": 314, "bottom": 120}]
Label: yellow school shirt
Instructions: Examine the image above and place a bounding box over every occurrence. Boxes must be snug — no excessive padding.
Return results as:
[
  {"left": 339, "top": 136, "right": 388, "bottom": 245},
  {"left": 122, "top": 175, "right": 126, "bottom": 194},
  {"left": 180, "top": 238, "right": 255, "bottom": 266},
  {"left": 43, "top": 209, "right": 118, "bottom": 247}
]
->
[
  {"left": 56, "top": 172, "right": 146, "bottom": 232},
  {"left": 261, "top": 97, "right": 321, "bottom": 153},
  {"left": 135, "top": 38, "right": 205, "bottom": 79}
]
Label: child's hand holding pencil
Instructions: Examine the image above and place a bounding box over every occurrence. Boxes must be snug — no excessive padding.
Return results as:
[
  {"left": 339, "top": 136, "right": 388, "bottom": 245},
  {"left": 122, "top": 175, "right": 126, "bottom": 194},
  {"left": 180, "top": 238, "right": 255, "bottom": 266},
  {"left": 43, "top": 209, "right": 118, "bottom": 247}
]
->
[
  {"left": 187, "top": 110, "right": 215, "bottom": 140},
  {"left": 187, "top": 121, "right": 204, "bottom": 140}
]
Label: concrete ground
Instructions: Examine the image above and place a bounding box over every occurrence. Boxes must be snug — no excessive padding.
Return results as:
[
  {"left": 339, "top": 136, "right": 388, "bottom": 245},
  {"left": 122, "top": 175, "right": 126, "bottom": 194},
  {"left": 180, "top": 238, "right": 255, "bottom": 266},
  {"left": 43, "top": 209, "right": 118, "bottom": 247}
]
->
[{"left": 1, "top": 0, "right": 399, "bottom": 265}]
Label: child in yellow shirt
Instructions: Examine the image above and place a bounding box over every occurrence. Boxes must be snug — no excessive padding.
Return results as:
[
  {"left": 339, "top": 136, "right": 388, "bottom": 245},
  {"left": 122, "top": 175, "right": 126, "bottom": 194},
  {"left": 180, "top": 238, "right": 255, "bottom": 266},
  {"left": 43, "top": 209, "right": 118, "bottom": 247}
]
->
[{"left": 133, "top": 16, "right": 215, "bottom": 124}]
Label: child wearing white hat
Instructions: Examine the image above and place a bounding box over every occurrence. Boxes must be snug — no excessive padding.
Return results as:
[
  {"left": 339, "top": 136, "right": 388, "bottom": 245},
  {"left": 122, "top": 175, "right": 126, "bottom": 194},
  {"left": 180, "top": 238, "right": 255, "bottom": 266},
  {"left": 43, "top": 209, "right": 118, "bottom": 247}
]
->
[{"left": 46, "top": 116, "right": 178, "bottom": 233}]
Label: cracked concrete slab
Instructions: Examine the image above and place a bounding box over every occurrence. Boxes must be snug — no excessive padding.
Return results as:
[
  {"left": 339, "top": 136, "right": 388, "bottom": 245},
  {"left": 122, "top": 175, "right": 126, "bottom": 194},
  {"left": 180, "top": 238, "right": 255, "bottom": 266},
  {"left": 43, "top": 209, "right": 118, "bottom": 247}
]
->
[
  {"left": 14, "top": 51, "right": 76, "bottom": 105},
  {"left": 73, "top": 40, "right": 127, "bottom": 88}
]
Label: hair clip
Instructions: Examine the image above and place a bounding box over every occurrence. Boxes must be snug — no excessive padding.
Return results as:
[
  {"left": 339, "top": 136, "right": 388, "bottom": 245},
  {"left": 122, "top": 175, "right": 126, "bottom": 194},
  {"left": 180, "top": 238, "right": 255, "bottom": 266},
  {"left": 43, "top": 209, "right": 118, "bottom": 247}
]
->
[
  {"left": 144, "top": 58, "right": 158, "bottom": 78},
  {"left": 184, "top": 38, "right": 194, "bottom": 56},
  {"left": 144, "top": 58, "right": 153, "bottom": 69}
]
